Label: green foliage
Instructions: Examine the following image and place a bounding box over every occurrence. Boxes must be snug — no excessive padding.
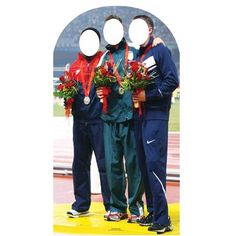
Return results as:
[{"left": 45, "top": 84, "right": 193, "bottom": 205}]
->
[
  {"left": 53, "top": 86, "right": 77, "bottom": 99},
  {"left": 121, "top": 61, "right": 154, "bottom": 92},
  {"left": 169, "top": 99, "right": 180, "bottom": 132},
  {"left": 122, "top": 75, "right": 154, "bottom": 91},
  {"left": 53, "top": 100, "right": 180, "bottom": 132},
  {"left": 53, "top": 103, "right": 65, "bottom": 116},
  {"left": 93, "top": 74, "right": 116, "bottom": 87}
]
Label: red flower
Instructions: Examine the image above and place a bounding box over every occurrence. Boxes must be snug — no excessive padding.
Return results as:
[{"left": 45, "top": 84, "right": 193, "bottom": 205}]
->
[
  {"left": 59, "top": 76, "right": 65, "bottom": 82},
  {"left": 137, "top": 73, "right": 142, "bottom": 79},
  {"left": 65, "top": 81, "right": 74, "bottom": 89},
  {"left": 66, "top": 98, "right": 74, "bottom": 106},
  {"left": 130, "top": 61, "right": 139, "bottom": 72},
  {"left": 106, "top": 61, "right": 112, "bottom": 69},
  {"left": 100, "top": 66, "right": 108, "bottom": 76},
  {"left": 105, "top": 61, "right": 114, "bottom": 74},
  {"left": 57, "top": 84, "right": 64, "bottom": 91}
]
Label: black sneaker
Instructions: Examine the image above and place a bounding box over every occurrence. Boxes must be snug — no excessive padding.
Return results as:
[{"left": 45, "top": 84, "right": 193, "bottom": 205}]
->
[
  {"left": 137, "top": 212, "right": 153, "bottom": 226},
  {"left": 148, "top": 217, "right": 173, "bottom": 234}
]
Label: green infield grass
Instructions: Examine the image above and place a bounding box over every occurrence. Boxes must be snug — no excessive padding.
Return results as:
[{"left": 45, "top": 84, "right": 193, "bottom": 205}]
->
[{"left": 53, "top": 99, "right": 180, "bottom": 132}]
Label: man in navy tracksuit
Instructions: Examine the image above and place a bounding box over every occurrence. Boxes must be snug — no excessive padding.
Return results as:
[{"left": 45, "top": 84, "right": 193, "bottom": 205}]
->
[
  {"left": 132, "top": 15, "right": 179, "bottom": 234},
  {"left": 66, "top": 28, "right": 110, "bottom": 218}
]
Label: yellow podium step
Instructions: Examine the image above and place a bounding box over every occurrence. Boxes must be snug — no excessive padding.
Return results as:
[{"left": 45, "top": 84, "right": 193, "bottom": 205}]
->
[{"left": 54, "top": 202, "right": 180, "bottom": 235}]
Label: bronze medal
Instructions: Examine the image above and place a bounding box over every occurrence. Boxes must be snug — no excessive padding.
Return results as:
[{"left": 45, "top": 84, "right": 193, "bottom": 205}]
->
[{"left": 118, "top": 87, "right": 125, "bottom": 95}]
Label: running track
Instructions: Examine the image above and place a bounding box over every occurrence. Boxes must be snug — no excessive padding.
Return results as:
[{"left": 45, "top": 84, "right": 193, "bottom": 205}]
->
[{"left": 53, "top": 117, "right": 180, "bottom": 181}]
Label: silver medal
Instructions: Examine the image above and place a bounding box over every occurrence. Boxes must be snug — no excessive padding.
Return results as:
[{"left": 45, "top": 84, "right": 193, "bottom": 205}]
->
[{"left": 83, "top": 96, "right": 90, "bottom": 105}]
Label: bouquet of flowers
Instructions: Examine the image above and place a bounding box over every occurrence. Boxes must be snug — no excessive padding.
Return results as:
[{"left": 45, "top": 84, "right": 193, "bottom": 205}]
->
[
  {"left": 121, "top": 61, "right": 154, "bottom": 114},
  {"left": 93, "top": 61, "right": 117, "bottom": 113},
  {"left": 53, "top": 68, "right": 79, "bottom": 117}
]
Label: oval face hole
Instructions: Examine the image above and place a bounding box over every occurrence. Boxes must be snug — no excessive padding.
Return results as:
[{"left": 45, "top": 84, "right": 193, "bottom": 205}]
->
[
  {"left": 79, "top": 29, "right": 100, "bottom": 56},
  {"left": 129, "top": 18, "right": 150, "bottom": 46},
  {"left": 103, "top": 18, "right": 124, "bottom": 45}
]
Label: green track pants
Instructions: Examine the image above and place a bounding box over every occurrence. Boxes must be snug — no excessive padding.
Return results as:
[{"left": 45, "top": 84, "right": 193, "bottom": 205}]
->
[{"left": 104, "top": 120, "right": 144, "bottom": 216}]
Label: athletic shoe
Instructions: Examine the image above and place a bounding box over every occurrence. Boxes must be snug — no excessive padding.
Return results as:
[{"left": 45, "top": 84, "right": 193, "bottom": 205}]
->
[
  {"left": 127, "top": 215, "right": 143, "bottom": 223},
  {"left": 104, "top": 210, "right": 110, "bottom": 219},
  {"left": 148, "top": 224, "right": 173, "bottom": 234},
  {"left": 138, "top": 212, "right": 153, "bottom": 226},
  {"left": 106, "top": 212, "right": 128, "bottom": 221},
  {"left": 67, "top": 209, "right": 89, "bottom": 218},
  {"left": 148, "top": 217, "right": 173, "bottom": 234}
]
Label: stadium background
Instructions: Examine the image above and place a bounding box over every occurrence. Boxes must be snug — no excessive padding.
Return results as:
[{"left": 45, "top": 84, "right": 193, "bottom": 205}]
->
[{"left": 53, "top": 6, "right": 179, "bottom": 78}]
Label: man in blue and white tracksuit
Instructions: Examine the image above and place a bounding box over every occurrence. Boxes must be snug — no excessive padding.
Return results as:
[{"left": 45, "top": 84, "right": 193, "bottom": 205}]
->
[{"left": 131, "top": 15, "right": 179, "bottom": 234}]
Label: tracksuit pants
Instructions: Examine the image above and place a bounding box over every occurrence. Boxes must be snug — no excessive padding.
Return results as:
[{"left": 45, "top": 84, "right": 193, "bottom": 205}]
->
[
  {"left": 72, "top": 119, "right": 110, "bottom": 212},
  {"left": 103, "top": 120, "right": 144, "bottom": 216},
  {"left": 134, "top": 118, "right": 169, "bottom": 226}
]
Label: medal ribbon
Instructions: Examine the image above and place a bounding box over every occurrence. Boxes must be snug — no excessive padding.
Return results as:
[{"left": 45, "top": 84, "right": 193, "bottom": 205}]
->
[
  {"left": 139, "top": 44, "right": 153, "bottom": 62},
  {"left": 79, "top": 53, "right": 102, "bottom": 97},
  {"left": 133, "top": 44, "right": 152, "bottom": 116},
  {"left": 100, "top": 87, "right": 112, "bottom": 114},
  {"left": 109, "top": 43, "right": 129, "bottom": 87}
]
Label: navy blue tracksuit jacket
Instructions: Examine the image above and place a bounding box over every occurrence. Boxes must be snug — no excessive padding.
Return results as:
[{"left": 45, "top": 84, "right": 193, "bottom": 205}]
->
[{"left": 133, "top": 37, "right": 179, "bottom": 226}]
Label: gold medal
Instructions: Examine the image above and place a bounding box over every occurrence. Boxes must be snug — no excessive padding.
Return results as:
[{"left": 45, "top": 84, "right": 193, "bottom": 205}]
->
[
  {"left": 118, "top": 87, "right": 125, "bottom": 95},
  {"left": 83, "top": 96, "right": 90, "bottom": 105}
]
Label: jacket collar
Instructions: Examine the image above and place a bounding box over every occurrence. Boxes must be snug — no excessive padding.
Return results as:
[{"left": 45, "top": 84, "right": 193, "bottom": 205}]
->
[
  {"left": 105, "top": 38, "right": 127, "bottom": 52},
  {"left": 139, "top": 36, "right": 154, "bottom": 55},
  {"left": 78, "top": 51, "right": 103, "bottom": 62}
]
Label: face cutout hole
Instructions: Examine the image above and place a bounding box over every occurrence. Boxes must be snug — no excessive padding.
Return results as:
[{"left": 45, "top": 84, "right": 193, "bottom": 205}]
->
[
  {"left": 103, "top": 19, "right": 124, "bottom": 45},
  {"left": 79, "top": 29, "right": 100, "bottom": 56},
  {"left": 129, "top": 18, "right": 150, "bottom": 46}
]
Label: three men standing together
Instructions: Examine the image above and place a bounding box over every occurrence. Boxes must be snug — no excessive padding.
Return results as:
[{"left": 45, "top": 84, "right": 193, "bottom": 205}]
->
[{"left": 64, "top": 14, "right": 179, "bottom": 234}]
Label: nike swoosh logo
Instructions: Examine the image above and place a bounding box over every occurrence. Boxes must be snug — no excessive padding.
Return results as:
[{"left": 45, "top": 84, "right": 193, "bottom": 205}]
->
[{"left": 147, "top": 139, "right": 156, "bottom": 144}]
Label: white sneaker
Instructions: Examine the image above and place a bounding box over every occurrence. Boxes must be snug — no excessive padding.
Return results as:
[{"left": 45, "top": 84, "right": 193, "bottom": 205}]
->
[
  {"left": 104, "top": 210, "right": 110, "bottom": 219},
  {"left": 67, "top": 209, "right": 89, "bottom": 218},
  {"left": 106, "top": 212, "right": 128, "bottom": 221},
  {"left": 127, "top": 214, "right": 143, "bottom": 223}
]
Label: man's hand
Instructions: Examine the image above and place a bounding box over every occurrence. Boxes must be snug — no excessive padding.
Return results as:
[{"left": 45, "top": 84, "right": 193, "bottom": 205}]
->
[
  {"left": 96, "top": 88, "right": 104, "bottom": 99},
  {"left": 132, "top": 90, "right": 146, "bottom": 102},
  {"left": 152, "top": 37, "right": 165, "bottom": 47}
]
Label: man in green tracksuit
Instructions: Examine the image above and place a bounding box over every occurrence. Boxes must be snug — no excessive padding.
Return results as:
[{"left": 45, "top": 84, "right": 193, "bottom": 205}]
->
[{"left": 96, "top": 15, "right": 144, "bottom": 223}]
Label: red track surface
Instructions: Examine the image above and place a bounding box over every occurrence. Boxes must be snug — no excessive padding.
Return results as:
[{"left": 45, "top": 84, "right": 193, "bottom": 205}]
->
[{"left": 53, "top": 118, "right": 179, "bottom": 171}]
